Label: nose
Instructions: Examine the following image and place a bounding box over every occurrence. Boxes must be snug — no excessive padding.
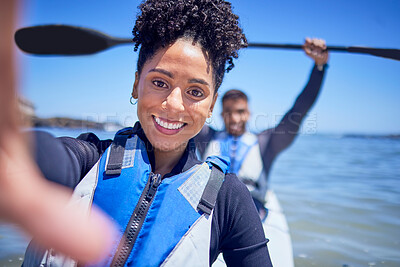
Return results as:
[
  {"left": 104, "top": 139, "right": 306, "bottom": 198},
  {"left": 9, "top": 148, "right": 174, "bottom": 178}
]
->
[
  {"left": 230, "top": 112, "right": 241, "bottom": 123},
  {"left": 164, "top": 87, "right": 185, "bottom": 114}
]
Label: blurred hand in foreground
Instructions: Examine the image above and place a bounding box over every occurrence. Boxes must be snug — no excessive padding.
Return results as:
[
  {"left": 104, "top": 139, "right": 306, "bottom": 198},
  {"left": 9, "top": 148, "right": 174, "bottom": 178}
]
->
[{"left": 0, "top": 0, "right": 116, "bottom": 263}]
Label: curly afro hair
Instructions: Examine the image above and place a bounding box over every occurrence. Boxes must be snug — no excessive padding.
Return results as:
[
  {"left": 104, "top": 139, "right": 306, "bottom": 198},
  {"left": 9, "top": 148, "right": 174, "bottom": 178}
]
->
[{"left": 132, "top": 0, "right": 247, "bottom": 92}]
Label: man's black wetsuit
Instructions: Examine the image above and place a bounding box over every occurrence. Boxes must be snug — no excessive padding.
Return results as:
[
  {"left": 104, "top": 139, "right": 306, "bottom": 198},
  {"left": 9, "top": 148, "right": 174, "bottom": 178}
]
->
[
  {"left": 195, "top": 65, "right": 327, "bottom": 207},
  {"left": 23, "top": 123, "right": 272, "bottom": 266}
]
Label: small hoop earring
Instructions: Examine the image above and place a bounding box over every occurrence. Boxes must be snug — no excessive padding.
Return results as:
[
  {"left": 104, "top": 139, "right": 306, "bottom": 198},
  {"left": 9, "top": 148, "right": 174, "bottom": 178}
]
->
[
  {"left": 130, "top": 96, "right": 138, "bottom": 105},
  {"left": 206, "top": 116, "right": 212, "bottom": 124}
]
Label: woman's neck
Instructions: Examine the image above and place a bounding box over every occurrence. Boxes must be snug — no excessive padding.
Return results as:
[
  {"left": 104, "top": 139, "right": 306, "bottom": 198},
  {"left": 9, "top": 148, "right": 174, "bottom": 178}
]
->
[{"left": 153, "top": 143, "right": 187, "bottom": 178}]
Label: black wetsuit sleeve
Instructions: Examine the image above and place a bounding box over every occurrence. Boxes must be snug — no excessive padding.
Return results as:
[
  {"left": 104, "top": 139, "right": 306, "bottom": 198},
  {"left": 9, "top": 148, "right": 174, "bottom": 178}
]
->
[
  {"left": 210, "top": 173, "right": 272, "bottom": 266},
  {"left": 259, "top": 64, "right": 327, "bottom": 160},
  {"left": 32, "top": 130, "right": 110, "bottom": 189},
  {"left": 193, "top": 125, "right": 216, "bottom": 159}
]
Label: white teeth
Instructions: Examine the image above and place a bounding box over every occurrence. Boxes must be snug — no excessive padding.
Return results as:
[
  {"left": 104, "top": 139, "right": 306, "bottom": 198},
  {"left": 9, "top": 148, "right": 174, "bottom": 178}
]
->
[{"left": 154, "top": 116, "right": 184, "bottom": 130}]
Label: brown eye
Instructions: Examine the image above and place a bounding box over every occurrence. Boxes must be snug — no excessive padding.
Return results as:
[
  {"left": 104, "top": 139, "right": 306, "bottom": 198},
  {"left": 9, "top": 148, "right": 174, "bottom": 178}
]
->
[
  {"left": 152, "top": 80, "right": 168, "bottom": 88},
  {"left": 187, "top": 88, "right": 204, "bottom": 98}
]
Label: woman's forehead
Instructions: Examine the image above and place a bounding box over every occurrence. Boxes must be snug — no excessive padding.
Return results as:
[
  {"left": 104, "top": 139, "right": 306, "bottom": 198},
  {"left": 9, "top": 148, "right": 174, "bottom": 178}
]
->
[
  {"left": 143, "top": 40, "right": 213, "bottom": 80},
  {"left": 160, "top": 40, "right": 209, "bottom": 64}
]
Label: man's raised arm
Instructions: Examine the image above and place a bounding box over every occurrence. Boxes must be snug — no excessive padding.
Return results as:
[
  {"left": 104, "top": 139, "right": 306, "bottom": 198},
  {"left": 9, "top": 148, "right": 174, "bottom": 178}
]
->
[{"left": 260, "top": 38, "right": 329, "bottom": 158}]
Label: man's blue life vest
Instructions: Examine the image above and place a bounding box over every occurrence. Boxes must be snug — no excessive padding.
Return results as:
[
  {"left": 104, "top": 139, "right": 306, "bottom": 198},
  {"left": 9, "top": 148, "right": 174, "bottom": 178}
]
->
[
  {"left": 202, "top": 131, "right": 268, "bottom": 204},
  {"left": 39, "top": 128, "right": 229, "bottom": 267}
]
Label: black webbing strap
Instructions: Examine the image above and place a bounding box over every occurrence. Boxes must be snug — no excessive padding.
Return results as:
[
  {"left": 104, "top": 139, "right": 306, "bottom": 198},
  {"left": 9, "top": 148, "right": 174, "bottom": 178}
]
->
[
  {"left": 197, "top": 165, "right": 225, "bottom": 215},
  {"left": 105, "top": 133, "right": 129, "bottom": 176}
]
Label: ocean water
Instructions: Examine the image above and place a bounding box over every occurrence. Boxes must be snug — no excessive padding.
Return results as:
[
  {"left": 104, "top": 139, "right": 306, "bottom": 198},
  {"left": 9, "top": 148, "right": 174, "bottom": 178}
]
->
[
  {"left": 0, "top": 128, "right": 399, "bottom": 267},
  {"left": 270, "top": 134, "right": 400, "bottom": 267}
]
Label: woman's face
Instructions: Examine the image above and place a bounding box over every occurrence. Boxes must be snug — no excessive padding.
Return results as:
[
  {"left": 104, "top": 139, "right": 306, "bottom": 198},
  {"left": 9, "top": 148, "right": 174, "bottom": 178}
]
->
[{"left": 132, "top": 39, "right": 217, "bottom": 152}]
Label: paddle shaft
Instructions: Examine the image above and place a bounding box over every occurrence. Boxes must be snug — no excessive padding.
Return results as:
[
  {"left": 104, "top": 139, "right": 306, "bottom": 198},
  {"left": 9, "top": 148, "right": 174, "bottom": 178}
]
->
[
  {"left": 80, "top": 38, "right": 391, "bottom": 53},
  {"left": 101, "top": 40, "right": 351, "bottom": 51},
  {"left": 107, "top": 40, "right": 400, "bottom": 61},
  {"left": 57, "top": 37, "right": 400, "bottom": 61},
  {"left": 248, "top": 43, "right": 400, "bottom": 61}
]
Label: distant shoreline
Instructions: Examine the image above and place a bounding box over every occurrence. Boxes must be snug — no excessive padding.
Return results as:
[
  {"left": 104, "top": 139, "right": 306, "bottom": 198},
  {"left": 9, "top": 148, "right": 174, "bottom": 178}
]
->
[
  {"left": 30, "top": 116, "right": 122, "bottom": 131},
  {"left": 27, "top": 116, "right": 399, "bottom": 140},
  {"left": 343, "top": 133, "right": 400, "bottom": 140}
]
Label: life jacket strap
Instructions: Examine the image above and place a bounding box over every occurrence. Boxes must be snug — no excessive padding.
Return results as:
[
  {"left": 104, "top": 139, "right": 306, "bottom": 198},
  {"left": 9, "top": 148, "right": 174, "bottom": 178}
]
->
[
  {"left": 105, "top": 128, "right": 131, "bottom": 176},
  {"left": 197, "top": 165, "right": 224, "bottom": 215}
]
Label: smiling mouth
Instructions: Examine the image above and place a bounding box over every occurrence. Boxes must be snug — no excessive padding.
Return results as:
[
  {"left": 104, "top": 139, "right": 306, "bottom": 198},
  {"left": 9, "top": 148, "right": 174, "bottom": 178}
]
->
[
  {"left": 229, "top": 124, "right": 242, "bottom": 130},
  {"left": 153, "top": 115, "right": 186, "bottom": 130}
]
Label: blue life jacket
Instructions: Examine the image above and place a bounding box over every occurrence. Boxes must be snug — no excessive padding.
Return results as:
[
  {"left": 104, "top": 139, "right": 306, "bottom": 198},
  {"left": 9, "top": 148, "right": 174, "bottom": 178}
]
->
[
  {"left": 202, "top": 131, "right": 269, "bottom": 204},
  {"left": 39, "top": 128, "right": 229, "bottom": 267}
]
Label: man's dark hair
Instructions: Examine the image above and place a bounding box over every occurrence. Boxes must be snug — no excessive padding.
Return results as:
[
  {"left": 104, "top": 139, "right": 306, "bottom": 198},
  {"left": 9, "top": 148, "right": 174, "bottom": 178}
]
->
[
  {"left": 132, "top": 0, "right": 247, "bottom": 92},
  {"left": 222, "top": 89, "right": 248, "bottom": 103}
]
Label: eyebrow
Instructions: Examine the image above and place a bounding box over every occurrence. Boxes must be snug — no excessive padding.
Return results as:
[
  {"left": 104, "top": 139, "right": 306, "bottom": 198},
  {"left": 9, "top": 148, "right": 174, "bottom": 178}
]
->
[
  {"left": 149, "top": 68, "right": 173, "bottom": 78},
  {"left": 188, "top": 78, "right": 210, "bottom": 87},
  {"left": 149, "top": 68, "right": 210, "bottom": 87}
]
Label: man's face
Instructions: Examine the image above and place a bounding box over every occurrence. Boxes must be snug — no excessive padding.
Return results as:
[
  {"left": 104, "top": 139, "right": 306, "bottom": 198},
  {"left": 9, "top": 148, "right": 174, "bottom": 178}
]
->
[{"left": 221, "top": 98, "right": 250, "bottom": 136}]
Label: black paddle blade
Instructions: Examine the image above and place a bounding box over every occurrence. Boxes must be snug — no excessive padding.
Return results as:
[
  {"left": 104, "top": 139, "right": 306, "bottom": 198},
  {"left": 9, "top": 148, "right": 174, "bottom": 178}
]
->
[
  {"left": 347, "top": 47, "right": 400, "bottom": 61},
  {"left": 15, "top": 25, "right": 118, "bottom": 55}
]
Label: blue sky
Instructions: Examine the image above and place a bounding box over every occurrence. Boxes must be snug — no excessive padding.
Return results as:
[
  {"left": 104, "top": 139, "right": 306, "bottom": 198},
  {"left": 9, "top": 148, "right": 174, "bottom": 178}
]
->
[{"left": 17, "top": 0, "right": 400, "bottom": 134}]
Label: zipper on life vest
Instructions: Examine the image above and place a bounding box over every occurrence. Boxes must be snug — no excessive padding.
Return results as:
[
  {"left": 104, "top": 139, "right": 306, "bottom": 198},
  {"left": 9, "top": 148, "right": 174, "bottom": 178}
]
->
[{"left": 111, "top": 172, "right": 162, "bottom": 267}]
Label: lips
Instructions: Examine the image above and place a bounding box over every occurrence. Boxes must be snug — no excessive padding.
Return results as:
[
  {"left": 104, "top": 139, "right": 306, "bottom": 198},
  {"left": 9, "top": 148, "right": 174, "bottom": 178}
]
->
[{"left": 152, "top": 115, "right": 186, "bottom": 135}]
